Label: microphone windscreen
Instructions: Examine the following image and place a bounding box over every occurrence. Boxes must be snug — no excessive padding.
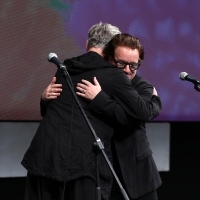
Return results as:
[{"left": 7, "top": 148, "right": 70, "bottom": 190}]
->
[
  {"left": 48, "top": 53, "right": 58, "bottom": 61},
  {"left": 179, "top": 72, "right": 188, "bottom": 80}
]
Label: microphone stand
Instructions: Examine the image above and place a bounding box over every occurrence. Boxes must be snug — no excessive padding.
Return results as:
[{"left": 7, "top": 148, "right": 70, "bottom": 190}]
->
[
  {"left": 194, "top": 83, "right": 200, "bottom": 92},
  {"left": 57, "top": 63, "right": 130, "bottom": 200}
]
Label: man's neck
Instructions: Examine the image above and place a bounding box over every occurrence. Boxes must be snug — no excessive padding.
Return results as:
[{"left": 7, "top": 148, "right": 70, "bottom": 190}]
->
[{"left": 88, "top": 47, "right": 103, "bottom": 57}]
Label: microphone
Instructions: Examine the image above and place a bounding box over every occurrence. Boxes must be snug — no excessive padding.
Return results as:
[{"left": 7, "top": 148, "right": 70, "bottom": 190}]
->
[
  {"left": 179, "top": 72, "right": 200, "bottom": 85},
  {"left": 48, "top": 53, "right": 63, "bottom": 68}
]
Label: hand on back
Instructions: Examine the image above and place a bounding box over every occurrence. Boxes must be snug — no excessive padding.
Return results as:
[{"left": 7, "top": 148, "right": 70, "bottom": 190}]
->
[{"left": 42, "top": 77, "right": 62, "bottom": 101}]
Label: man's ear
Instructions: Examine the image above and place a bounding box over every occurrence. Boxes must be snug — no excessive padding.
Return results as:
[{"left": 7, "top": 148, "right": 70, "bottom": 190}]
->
[
  {"left": 109, "top": 57, "right": 116, "bottom": 65},
  {"left": 108, "top": 56, "right": 113, "bottom": 62}
]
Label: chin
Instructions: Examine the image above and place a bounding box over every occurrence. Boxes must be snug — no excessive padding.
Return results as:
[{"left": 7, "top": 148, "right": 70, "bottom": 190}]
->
[{"left": 128, "top": 74, "right": 135, "bottom": 80}]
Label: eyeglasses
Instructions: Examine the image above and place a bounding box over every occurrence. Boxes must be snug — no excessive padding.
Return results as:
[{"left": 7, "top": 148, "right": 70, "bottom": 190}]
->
[{"left": 113, "top": 59, "right": 140, "bottom": 71}]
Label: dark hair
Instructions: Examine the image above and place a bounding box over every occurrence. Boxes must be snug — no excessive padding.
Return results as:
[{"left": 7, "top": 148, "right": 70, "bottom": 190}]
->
[{"left": 103, "top": 33, "right": 144, "bottom": 64}]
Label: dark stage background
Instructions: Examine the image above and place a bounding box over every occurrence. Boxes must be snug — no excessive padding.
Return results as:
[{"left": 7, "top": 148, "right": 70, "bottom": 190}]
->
[
  {"left": 1, "top": 0, "right": 200, "bottom": 200},
  {"left": 1, "top": 122, "right": 200, "bottom": 200}
]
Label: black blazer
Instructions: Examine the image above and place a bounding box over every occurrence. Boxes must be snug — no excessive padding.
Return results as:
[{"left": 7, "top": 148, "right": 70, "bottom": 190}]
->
[
  {"left": 88, "top": 75, "right": 162, "bottom": 199},
  {"left": 22, "top": 52, "right": 161, "bottom": 199}
]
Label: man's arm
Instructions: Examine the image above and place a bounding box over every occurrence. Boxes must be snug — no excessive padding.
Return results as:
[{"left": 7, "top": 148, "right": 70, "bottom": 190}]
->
[
  {"left": 76, "top": 77, "right": 161, "bottom": 125},
  {"left": 110, "top": 72, "right": 161, "bottom": 121}
]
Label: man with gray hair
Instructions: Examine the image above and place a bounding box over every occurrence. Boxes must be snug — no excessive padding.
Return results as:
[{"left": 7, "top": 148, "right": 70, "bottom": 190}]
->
[{"left": 22, "top": 22, "right": 161, "bottom": 200}]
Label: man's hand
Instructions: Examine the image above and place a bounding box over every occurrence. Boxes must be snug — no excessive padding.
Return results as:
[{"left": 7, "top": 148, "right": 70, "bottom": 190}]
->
[
  {"left": 41, "top": 77, "right": 62, "bottom": 101},
  {"left": 76, "top": 77, "right": 101, "bottom": 100},
  {"left": 153, "top": 87, "right": 158, "bottom": 96}
]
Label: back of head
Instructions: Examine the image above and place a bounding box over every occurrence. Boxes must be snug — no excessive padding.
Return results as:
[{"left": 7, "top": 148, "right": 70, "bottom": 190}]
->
[
  {"left": 103, "top": 33, "right": 145, "bottom": 64},
  {"left": 87, "top": 22, "right": 121, "bottom": 51}
]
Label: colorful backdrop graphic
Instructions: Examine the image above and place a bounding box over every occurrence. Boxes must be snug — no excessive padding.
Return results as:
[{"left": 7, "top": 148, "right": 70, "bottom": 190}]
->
[{"left": 1, "top": 0, "right": 200, "bottom": 121}]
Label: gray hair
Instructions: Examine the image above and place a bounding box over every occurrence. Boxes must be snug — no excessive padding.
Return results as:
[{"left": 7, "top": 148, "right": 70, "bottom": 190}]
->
[{"left": 87, "top": 22, "right": 121, "bottom": 50}]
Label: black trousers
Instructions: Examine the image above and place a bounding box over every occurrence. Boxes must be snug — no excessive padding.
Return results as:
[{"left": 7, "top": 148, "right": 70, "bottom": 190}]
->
[
  {"left": 109, "top": 178, "right": 158, "bottom": 200},
  {"left": 24, "top": 173, "right": 97, "bottom": 200},
  {"left": 110, "top": 188, "right": 158, "bottom": 200}
]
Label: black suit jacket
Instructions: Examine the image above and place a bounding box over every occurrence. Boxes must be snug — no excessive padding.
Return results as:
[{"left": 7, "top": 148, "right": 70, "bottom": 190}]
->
[
  {"left": 88, "top": 75, "right": 162, "bottom": 199},
  {"left": 22, "top": 52, "right": 161, "bottom": 199}
]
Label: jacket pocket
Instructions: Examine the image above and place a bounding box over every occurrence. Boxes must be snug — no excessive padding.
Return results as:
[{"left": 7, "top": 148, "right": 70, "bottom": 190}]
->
[{"left": 136, "top": 147, "right": 153, "bottom": 162}]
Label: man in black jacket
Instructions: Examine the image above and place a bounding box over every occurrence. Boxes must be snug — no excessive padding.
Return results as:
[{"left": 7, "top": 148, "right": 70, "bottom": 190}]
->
[
  {"left": 75, "top": 34, "right": 161, "bottom": 200},
  {"left": 22, "top": 23, "right": 161, "bottom": 200}
]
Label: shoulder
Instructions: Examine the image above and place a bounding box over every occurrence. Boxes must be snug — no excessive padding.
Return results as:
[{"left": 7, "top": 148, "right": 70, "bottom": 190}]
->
[
  {"left": 131, "top": 75, "right": 154, "bottom": 100},
  {"left": 132, "top": 75, "right": 153, "bottom": 88},
  {"left": 63, "top": 53, "right": 86, "bottom": 64},
  {"left": 113, "top": 68, "right": 132, "bottom": 83}
]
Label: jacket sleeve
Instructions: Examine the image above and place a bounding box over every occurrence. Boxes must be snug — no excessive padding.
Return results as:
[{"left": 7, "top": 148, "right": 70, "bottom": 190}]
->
[
  {"left": 40, "top": 97, "right": 50, "bottom": 117},
  {"left": 88, "top": 75, "right": 162, "bottom": 125},
  {"left": 40, "top": 69, "right": 60, "bottom": 117}
]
